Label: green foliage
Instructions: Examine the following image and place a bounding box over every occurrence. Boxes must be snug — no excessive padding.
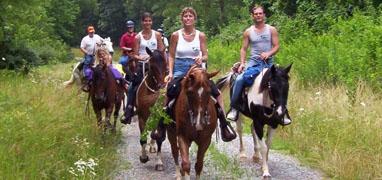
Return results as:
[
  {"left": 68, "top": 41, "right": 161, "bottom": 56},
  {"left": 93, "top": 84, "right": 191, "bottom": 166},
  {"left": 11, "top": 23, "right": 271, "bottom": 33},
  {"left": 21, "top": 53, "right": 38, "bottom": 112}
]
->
[
  {"left": 0, "top": 63, "right": 120, "bottom": 178},
  {"left": 140, "top": 93, "right": 172, "bottom": 141}
]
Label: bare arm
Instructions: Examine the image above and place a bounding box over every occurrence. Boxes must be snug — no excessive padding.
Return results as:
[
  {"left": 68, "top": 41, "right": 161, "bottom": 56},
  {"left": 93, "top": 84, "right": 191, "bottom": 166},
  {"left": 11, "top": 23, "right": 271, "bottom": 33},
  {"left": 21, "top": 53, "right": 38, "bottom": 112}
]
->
[
  {"left": 132, "top": 35, "right": 141, "bottom": 60},
  {"left": 195, "top": 32, "right": 208, "bottom": 65},
  {"left": 164, "top": 31, "right": 179, "bottom": 82},
  {"left": 239, "top": 28, "right": 250, "bottom": 72}
]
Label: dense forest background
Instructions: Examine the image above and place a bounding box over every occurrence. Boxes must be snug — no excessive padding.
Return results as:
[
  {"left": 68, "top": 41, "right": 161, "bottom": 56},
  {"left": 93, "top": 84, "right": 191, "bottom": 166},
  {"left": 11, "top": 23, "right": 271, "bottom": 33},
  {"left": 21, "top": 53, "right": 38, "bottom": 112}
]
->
[{"left": 1, "top": 0, "right": 381, "bottom": 90}]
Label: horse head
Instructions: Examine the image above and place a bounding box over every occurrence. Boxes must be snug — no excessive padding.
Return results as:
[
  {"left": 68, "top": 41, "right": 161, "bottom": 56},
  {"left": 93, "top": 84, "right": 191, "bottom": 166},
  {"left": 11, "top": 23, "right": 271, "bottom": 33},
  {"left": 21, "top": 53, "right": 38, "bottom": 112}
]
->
[
  {"left": 182, "top": 65, "right": 219, "bottom": 130},
  {"left": 92, "top": 64, "right": 108, "bottom": 102},
  {"left": 145, "top": 47, "right": 167, "bottom": 89},
  {"left": 260, "top": 64, "right": 292, "bottom": 121},
  {"left": 96, "top": 37, "right": 114, "bottom": 54}
]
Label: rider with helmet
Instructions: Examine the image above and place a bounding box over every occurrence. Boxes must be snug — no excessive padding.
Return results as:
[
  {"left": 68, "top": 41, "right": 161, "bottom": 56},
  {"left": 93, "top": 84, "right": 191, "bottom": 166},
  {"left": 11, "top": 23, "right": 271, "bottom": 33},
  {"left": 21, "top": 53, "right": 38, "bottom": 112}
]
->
[{"left": 119, "top": 20, "right": 136, "bottom": 69}]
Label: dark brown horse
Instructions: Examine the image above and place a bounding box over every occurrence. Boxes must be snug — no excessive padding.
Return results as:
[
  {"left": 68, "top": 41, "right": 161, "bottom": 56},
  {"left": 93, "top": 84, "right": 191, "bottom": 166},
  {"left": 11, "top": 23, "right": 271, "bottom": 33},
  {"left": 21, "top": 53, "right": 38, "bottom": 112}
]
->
[
  {"left": 90, "top": 62, "right": 124, "bottom": 132},
  {"left": 135, "top": 48, "right": 167, "bottom": 169},
  {"left": 167, "top": 65, "right": 219, "bottom": 179}
]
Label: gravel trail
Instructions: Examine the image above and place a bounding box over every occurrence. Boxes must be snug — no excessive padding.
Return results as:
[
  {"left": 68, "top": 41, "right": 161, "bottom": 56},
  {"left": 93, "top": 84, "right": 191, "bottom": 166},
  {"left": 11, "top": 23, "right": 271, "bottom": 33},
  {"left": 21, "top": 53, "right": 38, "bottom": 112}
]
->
[{"left": 114, "top": 119, "right": 323, "bottom": 180}]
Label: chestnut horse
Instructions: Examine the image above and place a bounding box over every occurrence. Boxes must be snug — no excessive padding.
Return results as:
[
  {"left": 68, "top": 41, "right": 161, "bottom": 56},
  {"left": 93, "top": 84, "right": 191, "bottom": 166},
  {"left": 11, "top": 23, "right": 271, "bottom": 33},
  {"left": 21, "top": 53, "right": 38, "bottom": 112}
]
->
[
  {"left": 167, "top": 66, "right": 219, "bottom": 180},
  {"left": 90, "top": 62, "right": 124, "bottom": 131},
  {"left": 135, "top": 48, "right": 167, "bottom": 169}
]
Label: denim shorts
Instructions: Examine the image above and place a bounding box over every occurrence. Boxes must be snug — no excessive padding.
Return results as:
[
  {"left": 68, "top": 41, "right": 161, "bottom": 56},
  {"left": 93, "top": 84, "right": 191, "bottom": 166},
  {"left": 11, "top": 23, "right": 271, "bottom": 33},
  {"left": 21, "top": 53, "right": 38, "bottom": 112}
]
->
[{"left": 173, "top": 58, "right": 195, "bottom": 78}]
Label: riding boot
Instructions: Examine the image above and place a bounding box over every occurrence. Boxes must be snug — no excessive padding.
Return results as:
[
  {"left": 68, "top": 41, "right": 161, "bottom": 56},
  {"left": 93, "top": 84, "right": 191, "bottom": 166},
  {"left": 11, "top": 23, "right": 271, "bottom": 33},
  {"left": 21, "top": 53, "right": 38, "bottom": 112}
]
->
[
  {"left": 121, "top": 105, "right": 133, "bottom": 124},
  {"left": 216, "top": 103, "right": 237, "bottom": 142}
]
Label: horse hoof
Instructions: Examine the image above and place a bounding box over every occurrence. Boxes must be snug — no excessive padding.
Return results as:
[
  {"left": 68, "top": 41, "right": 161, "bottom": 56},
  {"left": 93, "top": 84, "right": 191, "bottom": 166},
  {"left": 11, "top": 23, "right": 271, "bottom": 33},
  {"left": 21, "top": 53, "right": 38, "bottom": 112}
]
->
[
  {"left": 239, "top": 154, "right": 247, "bottom": 161},
  {"left": 155, "top": 164, "right": 164, "bottom": 171},
  {"left": 149, "top": 147, "right": 157, "bottom": 153},
  {"left": 262, "top": 173, "right": 271, "bottom": 179},
  {"left": 139, "top": 156, "right": 149, "bottom": 163}
]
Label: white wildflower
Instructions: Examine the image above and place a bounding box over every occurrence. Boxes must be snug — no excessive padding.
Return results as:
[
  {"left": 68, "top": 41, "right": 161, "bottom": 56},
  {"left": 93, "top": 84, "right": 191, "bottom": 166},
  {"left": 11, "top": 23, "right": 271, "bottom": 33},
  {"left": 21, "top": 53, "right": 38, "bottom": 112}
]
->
[
  {"left": 299, "top": 108, "right": 305, "bottom": 111},
  {"left": 360, "top": 102, "right": 366, "bottom": 107},
  {"left": 315, "top": 91, "right": 321, "bottom": 95},
  {"left": 1, "top": 57, "right": 5, "bottom": 61}
]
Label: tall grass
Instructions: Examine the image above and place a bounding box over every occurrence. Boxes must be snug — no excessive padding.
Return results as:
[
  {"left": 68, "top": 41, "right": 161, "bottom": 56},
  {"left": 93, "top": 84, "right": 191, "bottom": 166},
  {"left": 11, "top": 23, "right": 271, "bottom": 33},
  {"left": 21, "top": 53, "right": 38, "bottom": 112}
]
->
[
  {"left": 275, "top": 79, "right": 382, "bottom": 179},
  {"left": 0, "top": 63, "right": 121, "bottom": 178}
]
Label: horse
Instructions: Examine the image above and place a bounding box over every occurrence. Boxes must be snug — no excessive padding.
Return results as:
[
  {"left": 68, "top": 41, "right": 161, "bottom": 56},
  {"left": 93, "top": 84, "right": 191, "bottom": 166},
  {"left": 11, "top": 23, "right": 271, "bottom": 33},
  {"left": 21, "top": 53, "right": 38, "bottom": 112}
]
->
[
  {"left": 63, "top": 37, "right": 115, "bottom": 88},
  {"left": 89, "top": 60, "right": 124, "bottom": 132},
  {"left": 135, "top": 47, "right": 167, "bottom": 170},
  {"left": 216, "top": 64, "right": 292, "bottom": 177},
  {"left": 167, "top": 65, "right": 219, "bottom": 180}
]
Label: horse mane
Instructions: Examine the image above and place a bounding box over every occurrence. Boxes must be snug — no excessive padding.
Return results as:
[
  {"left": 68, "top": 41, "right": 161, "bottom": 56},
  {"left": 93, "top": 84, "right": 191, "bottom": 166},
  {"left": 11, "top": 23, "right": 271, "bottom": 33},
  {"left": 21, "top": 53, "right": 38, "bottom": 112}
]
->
[{"left": 259, "top": 65, "right": 290, "bottom": 93}]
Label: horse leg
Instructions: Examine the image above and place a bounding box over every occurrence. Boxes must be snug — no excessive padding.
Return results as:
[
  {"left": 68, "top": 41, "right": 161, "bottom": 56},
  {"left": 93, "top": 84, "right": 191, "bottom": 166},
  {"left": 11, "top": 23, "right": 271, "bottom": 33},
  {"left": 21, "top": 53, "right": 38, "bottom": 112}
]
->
[
  {"left": 95, "top": 110, "right": 102, "bottom": 128},
  {"left": 167, "top": 126, "right": 181, "bottom": 180},
  {"left": 138, "top": 117, "right": 149, "bottom": 163},
  {"left": 178, "top": 135, "right": 191, "bottom": 179},
  {"left": 112, "top": 100, "right": 122, "bottom": 133},
  {"left": 265, "top": 126, "right": 276, "bottom": 162},
  {"left": 252, "top": 123, "right": 271, "bottom": 177},
  {"left": 105, "top": 107, "right": 113, "bottom": 130},
  {"left": 236, "top": 114, "right": 247, "bottom": 161},
  {"left": 149, "top": 139, "right": 157, "bottom": 153},
  {"left": 251, "top": 122, "right": 262, "bottom": 163},
  {"left": 154, "top": 131, "right": 166, "bottom": 171},
  {"left": 195, "top": 138, "right": 211, "bottom": 180}
]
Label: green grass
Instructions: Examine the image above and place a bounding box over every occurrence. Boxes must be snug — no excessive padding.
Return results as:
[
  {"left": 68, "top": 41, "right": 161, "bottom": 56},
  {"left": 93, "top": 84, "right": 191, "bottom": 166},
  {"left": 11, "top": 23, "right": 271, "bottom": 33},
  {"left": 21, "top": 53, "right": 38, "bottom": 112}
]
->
[{"left": 0, "top": 63, "right": 121, "bottom": 179}]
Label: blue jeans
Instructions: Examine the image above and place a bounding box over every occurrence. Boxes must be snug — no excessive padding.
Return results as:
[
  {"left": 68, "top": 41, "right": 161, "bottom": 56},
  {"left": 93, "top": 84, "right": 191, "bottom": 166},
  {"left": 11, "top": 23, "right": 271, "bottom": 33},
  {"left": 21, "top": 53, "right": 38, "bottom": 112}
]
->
[
  {"left": 230, "top": 59, "right": 273, "bottom": 108},
  {"left": 83, "top": 55, "right": 95, "bottom": 81},
  {"left": 119, "top": 55, "right": 129, "bottom": 66},
  {"left": 173, "top": 58, "right": 195, "bottom": 78}
]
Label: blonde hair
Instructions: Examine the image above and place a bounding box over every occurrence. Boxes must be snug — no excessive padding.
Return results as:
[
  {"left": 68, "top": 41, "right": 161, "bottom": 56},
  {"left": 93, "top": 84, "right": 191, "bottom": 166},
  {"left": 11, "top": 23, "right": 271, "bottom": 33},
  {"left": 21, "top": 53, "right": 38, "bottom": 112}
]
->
[
  {"left": 96, "top": 47, "right": 111, "bottom": 65},
  {"left": 180, "top": 7, "right": 197, "bottom": 21}
]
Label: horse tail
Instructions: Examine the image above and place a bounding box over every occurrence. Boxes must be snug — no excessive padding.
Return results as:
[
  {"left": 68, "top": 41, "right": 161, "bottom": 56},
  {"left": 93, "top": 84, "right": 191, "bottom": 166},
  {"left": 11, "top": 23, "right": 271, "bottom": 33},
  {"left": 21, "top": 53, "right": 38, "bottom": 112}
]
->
[
  {"left": 216, "top": 72, "right": 234, "bottom": 92},
  {"left": 63, "top": 62, "right": 81, "bottom": 88}
]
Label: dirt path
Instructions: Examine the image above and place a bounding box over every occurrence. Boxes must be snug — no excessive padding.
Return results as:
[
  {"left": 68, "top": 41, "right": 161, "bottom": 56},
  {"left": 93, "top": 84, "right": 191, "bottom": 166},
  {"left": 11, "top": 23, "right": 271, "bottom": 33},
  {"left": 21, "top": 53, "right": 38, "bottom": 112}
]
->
[{"left": 114, "top": 118, "right": 323, "bottom": 180}]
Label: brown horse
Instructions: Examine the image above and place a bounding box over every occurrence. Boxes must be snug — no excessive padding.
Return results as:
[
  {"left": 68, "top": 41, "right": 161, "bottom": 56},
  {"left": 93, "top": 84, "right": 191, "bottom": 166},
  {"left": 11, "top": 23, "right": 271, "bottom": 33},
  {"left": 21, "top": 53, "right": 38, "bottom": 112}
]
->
[
  {"left": 135, "top": 48, "right": 167, "bottom": 169},
  {"left": 167, "top": 65, "right": 219, "bottom": 180},
  {"left": 90, "top": 62, "right": 124, "bottom": 131}
]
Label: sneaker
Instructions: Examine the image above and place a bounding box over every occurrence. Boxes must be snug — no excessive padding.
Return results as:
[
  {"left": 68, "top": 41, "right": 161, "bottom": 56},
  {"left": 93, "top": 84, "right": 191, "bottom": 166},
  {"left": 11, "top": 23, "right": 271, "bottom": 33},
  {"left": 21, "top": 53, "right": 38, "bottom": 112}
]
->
[{"left": 226, "top": 108, "right": 238, "bottom": 121}]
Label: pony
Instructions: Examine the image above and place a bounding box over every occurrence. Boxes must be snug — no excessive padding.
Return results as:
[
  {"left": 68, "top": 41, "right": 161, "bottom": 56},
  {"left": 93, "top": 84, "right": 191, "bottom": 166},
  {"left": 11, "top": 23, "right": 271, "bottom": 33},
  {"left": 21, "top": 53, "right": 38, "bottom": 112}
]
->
[
  {"left": 167, "top": 65, "right": 219, "bottom": 180},
  {"left": 63, "top": 37, "right": 114, "bottom": 88},
  {"left": 135, "top": 47, "right": 167, "bottom": 170},
  {"left": 216, "top": 64, "right": 292, "bottom": 177},
  {"left": 89, "top": 60, "right": 124, "bottom": 131}
]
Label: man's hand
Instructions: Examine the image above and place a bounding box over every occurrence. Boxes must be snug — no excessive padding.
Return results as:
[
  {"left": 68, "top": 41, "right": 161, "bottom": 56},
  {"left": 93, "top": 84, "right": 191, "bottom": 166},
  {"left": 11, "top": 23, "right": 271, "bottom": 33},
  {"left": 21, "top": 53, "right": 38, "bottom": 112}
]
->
[
  {"left": 260, "top": 52, "right": 271, "bottom": 61},
  {"left": 238, "top": 63, "right": 245, "bottom": 73}
]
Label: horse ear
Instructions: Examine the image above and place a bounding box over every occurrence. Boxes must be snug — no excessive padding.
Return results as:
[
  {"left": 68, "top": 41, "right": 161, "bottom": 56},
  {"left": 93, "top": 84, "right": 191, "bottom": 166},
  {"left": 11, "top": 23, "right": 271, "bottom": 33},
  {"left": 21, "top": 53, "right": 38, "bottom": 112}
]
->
[
  {"left": 145, "top": 47, "right": 153, "bottom": 56},
  {"left": 207, "top": 70, "right": 220, "bottom": 79},
  {"left": 284, "top": 63, "right": 293, "bottom": 74}
]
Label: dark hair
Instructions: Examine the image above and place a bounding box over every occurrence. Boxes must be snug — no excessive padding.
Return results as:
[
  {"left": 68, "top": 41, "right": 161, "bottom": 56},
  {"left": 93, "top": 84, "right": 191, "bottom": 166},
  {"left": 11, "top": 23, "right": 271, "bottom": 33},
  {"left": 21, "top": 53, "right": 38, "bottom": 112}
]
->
[
  {"left": 141, "top": 12, "right": 152, "bottom": 21},
  {"left": 180, "top": 7, "right": 197, "bottom": 21},
  {"left": 250, "top": 4, "right": 265, "bottom": 14}
]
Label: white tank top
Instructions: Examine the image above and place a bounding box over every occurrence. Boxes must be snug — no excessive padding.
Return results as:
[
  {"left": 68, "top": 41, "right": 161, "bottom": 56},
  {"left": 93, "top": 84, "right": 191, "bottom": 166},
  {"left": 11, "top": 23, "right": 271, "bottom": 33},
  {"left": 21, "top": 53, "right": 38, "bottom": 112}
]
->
[
  {"left": 175, "top": 30, "right": 201, "bottom": 59},
  {"left": 138, "top": 30, "right": 158, "bottom": 56}
]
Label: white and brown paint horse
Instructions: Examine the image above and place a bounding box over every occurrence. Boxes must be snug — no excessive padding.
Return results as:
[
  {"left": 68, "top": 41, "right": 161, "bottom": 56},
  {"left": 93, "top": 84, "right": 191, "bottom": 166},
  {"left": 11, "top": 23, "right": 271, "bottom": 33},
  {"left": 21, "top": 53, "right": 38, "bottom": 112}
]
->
[
  {"left": 63, "top": 37, "right": 115, "bottom": 88},
  {"left": 217, "top": 64, "right": 292, "bottom": 177},
  {"left": 167, "top": 65, "right": 219, "bottom": 180}
]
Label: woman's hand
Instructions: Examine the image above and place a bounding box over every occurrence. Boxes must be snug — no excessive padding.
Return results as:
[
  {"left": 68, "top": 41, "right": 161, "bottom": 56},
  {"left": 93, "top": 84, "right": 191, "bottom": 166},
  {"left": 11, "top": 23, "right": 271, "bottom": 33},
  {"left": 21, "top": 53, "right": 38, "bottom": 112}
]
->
[
  {"left": 164, "top": 74, "right": 173, "bottom": 83},
  {"left": 238, "top": 63, "right": 245, "bottom": 73},
  {"left": 194, "top": 56, "right": 203, "bottom": 65}
]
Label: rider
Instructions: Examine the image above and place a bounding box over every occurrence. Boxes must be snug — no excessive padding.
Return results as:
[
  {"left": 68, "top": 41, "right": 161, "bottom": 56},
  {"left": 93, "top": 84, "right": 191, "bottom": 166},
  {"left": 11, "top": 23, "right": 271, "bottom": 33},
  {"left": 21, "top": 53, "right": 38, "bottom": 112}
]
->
[
  {"left": 121, "top": 12, "right": 165, "bottom": 124},
  {"left": 164, "top": 7, "right": 236, "bottom": 142},
  {"left": 119, "top": 20, "right": 136, "bottom": 68},
  {"left": 226, "top": 5, "right": 290, "bottom": 125},
  {"left": 96, "top": 47, "right": 128, "bottom": 88},
  {"left": 157, "top": 28, "right": 169, "bottom": 53},
  {"left": 80, "top": 26, "right": 102, "bottom": 92}
]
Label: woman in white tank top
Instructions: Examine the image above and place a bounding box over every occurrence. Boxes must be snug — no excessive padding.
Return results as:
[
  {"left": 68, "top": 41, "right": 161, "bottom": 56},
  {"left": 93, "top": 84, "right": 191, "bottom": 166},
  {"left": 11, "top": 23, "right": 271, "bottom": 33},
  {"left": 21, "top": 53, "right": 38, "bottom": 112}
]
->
[
  {"left": 164, "top": 7, "right": 237, "bottom": 143},
  {"left": 122, "top": 12, "right": 165, "bottom": 124}
]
